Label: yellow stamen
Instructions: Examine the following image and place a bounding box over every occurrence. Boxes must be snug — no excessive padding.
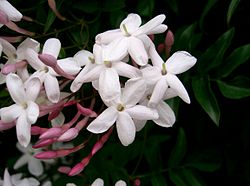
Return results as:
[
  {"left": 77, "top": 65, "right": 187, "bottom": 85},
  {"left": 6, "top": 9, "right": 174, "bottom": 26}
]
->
[
  {"left": 117, "top": 103, "right": 125, "bottom": 112},
  {"left": 161, "top": 63, "right": 167, "bottom": 75},
  {"left": 122, "top": 24, "right": 130, "bottom": 36}
]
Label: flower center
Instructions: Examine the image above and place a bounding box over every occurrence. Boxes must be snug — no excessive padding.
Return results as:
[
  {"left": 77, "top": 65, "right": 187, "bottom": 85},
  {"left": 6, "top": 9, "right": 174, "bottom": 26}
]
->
[
  {"left": 104, "top": 61, "right": 112, "bottom": 68},
  {"left": 22, "top": 102, "right": 28, "bottom": 109},
  {"left": 122, "top": 24, "right": 130, "bottom": 36},
  {"left": 117, "top": 103, "right": 125, "bottom": 112},
  {"left": 147, "top": 95, "right": 151, "bottom": 100},
  {"left": 161, "top": 63, "right": 167, "bottom": 75},
  {"left": 88, "top": 57, "right": 95, "bottom": 64}
]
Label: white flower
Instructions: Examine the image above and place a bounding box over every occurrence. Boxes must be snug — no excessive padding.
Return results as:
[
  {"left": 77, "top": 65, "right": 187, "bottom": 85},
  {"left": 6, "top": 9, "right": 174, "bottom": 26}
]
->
[
  {"left": 14, "top": 143, "right": 54, "bottom": 177},
  {"left": 0, "top": 169, "right": 39, "bottom": 186},
  {"left": 87, "top": 78, "right": 158, "bottom": 146},
  {"left": 0, "top": 38, "right": 39, "bottom": 84},
  {"left": 95, "top": 13, "right": 168, "bottom": 66},
  {"left": 0, "top": 73, "right": 41, "bottom": 147},
  {"left": 90, "top": 178, "right": 127, "bottom": 186},
  {"left": 142, "top": 47, "right": 197, "bottom": 107},
  {"left": 25, "top": 38, "right": 80, "bottom": 103},
  {"left": 0, "top": 0, "right": 22, "bottom": 27},
  {"left": 71, "top": 44, "right": 141, "bottom": 104}
]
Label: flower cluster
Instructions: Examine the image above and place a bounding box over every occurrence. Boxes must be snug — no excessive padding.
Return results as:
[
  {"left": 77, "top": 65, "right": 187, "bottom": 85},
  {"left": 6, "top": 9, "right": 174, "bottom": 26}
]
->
[{"left": 0, "top": 0, "right": 197, "bottom": 183}]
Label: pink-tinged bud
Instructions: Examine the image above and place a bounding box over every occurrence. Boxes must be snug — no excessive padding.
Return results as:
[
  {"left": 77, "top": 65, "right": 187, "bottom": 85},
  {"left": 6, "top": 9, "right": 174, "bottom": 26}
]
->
[
  {"left": 5, "top": 21, "right": 35, "bottom": 36},
  {"left": 165, "top": 30, "right": 174, "bottom": 47},
  {"left": 48, "top": 0, "right": 66, "bottom": 21},
  {"left": 22, "top": 15, "right": 33, "bottom": 22},
  {"left": 68, "top": 156, "right": 90, "bottom": 176},
  {"left": 34, "top": 151, "right": 57, "bottom": 159},
  {"left": 57, "top": 128, "right": 79, "bottom": 142},
  {"left": 33, "top": 138, "right": 56, "bottom": 148},
  {"left": 149, "top": 34, "right": 154, "bottom": 41},
  {"left": 157, "top": 43, "right": 165, "bottom": 53},
  {"left": 58, "top": 166, "right": 71, "bottom": 174},
  {"left": 31, "top": 126, "right": 48, "bottom": 135},
  {"left": 64, "top": 100, "right": 77, "bottom": 107},
  {"left": 0, "top": 10, "right": 9, "bottom": 24},
  {"left": 0, "top": 120, "right": 15, "bottom": 131},
  {"left": 48, "top": 109, "right": 61, "bottom": 121},
  {"left": 134, "top": 179, "right": 141, "bottom": 186},
  {"left": 54, "top": 65, "right": 75, "bottom": 80},
  {"left": 39, "top": 127, "right": 62, "bottom": 139},
  {"left": 39, "top": 53, "right": 57, "bottom": 67},
  {"left": 77, "top": 103, "right": 97, "bottom": 117},
  {"left": 0, "top": 36, "right": 24, "bottom": 43},
  {"left": 1, "top": 64, "right": 16, "bottom": 75}
]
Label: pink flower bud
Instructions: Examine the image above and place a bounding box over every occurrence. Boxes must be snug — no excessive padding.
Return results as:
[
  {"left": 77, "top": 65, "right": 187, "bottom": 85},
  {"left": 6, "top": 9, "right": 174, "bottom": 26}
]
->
[
  {"left": 39, "top": 127, "right": 62, "bottom": 139},
  {"left": 39, "top": 53, "right": 57, "bottom": 67},
  {"left": 34, "top": 151, "right": 57, "bottom": 159},
  {"left": 0, "top": 10, "right": 9, "bottom": 24},
  {"left": 134, "top": 178, "right": 141, "bottom": 186},
  {"left": 68, "top": 160, "right": 87, "bottom": 176},
  {"left": 149, "top": 34, "right": 154, "bottom": 41},
  {"left": 58, "top": 166, "right": 71, "bottom": 174},
  {"left": 0, "top": 120, "right": 15, "bottom": 131},
  {"left": 31, "top": 126, "right": 48, "bottom": 135},
  {"left": 64, "top": 100, "right": 77, "bottom": 107},
  {"left": 33, "top": 138, "right": 56, "bottom": 148},
  {"left": 165, "top": 30, "right": 174, "bottom": 47},
  {"left": 77, "top": 103, "right": 97, "bottom": 117},
  {"left": 157, "top": 43, "right": 165, "bottom": 53},
  {"left": 1, "top": 64, "right": 16, "bottom": 75},
  {"left": 57, "top": 128, "right": 79, "bottom": 142}
]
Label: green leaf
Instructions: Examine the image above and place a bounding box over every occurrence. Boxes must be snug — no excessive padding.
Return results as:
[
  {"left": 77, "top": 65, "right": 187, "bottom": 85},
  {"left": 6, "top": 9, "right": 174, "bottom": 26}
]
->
[
  {"left": 169, "top": 169, "right": 188, "bottom": 186},
  {"left": 227, "top": 0, "right": 240, "bottom": 26},
  {"left": 173, "top": 23, "right": 198, "bottom": 51},
  {"left": 197, "top": 28, "right": 235, "bottom": 73},
  {"left": 151, "top": 174, "right": 168, "bottom": 186},
  {"left": 199, "top": 0, "right": 219, "bottom": 29},
  {"left": 181, "top": 169, "right": 204, "bottom": 186},
  {"left": 192, "top": 77, "right": 220, "bottom": 125},
  {"left": 168, "top": 128, "right": 187, "bottom": 167},
  {"left": 102, "top": 0, "right": 126, "bottom": 12},
  {"left": 220, "top": 44, "right": 250, "bottom": 77},
  {"left": 137, "top": 0, "right": 155, "bottom": 17},
  {"left": 73, "top": 1, "right": 100, "bottom": 13},
  {"left": 217, "top": 78, "right": 250, "bottom": 99}
]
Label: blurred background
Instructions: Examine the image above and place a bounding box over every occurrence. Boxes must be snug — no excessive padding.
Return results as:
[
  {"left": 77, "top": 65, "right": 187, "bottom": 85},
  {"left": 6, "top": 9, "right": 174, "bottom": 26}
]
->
[{"left": 0, "top": 0, "right": 250, "bottom": 185}]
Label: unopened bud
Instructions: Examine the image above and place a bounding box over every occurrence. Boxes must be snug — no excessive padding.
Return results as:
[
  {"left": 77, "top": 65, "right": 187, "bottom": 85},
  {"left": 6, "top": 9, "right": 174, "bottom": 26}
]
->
[
  {"left": 0, "top": 10, "right": 9, "bottom": 25},
  {"left": 58, "top": 128, "right": 79, "bottom": 142},
  {"left": 39, "top": 127, "right": 62, "bottom": 139},
  {"left": 34, "top": 151, "right": 57, "bottom": 159},
  {"left": 77, "top": 103, "right": 97, "bottom": 117},
  {"left": 39, "top": 53, "right": 57, "bottom": 67}
]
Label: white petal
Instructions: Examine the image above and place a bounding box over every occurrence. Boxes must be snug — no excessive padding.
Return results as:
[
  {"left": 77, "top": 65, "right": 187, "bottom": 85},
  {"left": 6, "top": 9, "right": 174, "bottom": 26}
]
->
[
  {"left": 0, "top": 0, "right": 22, "bottom": 21},
  {"left": 148, "top": 77, "right": 168, "bottom": 107},
  {"left": 99, "top": 68, "right": 121, "bottom": 104},
  {"left": 44, "top": 74, "right": 60, "bottom": 103},
  {"left": 17, "top": 38, "right": 40, "bottom": 60},
  {"left": 57, "top": 57, "right": 81, "bottom": 75},
  {"left": 91, "top": 178, "right": 104, "bottom": 186},
  {"left": 145, "top": 24, "right": 168, "bottom": 35},
  {"left": 26, "top": 101, "right": 39, "bottom": 124},
  {"left": 28, "top": 158, "right": 43, "bottom": 176},
  {"left": 0, "top": 104, "right": 22, "bottom": 122},
  {"left": 93, "top": 43, "right": 103, "bottom": 64},
  {"left": 120, "top": 13, "right": 141, "bottom": 35},
  {"left": 87, "top": 107, "right": 118, "bottom": 133},
  {"left": 116, "top": 112, "right": 135, "bottom": 146},
  {"left": 0, "top": 37, "right": 16, "bottom": 58},
  {"left": 126, "top": 105, "right": 159, "bottom": 120},
  {"left": 149, "top": 46, "right": 164, "bottom": 68},
  {"left": 141, "top": 65, "right": 162, "bottom": 85},
  {"left": 25, "top": 77, "right": 41, "bottom": 101},
  {"left": 113, "top": 61, "right": 141, "bottom": 78},
  {"left": 14, "top": 154, "right": 29, "bottom": 169},
  {"left": 133, "top": 119, "right": 147, "bottom": 132},
  {"left": 95, "top": 29, "right": 123, "bottom": 45},
  {"left": 73, "top": 49, "right": 94, "bottom": 67},
  {"left": 122, "top": 78, "right": 146, "bottom": 106},
  {"left": 128, "top": 37, "right": 148, "bottom": 66},
  {"left": 3, "top": 169, "right": 12, "bottom": 186},
  {"left": 92, "top": 79, "right": 99, "bottom": 91},
  {"left": 134, "top": 14, "right": 166, "bottom": 36},
  {"left": 154, "top": 101, "right": 176, "bottom": 127},
  {"left": 166, "top": 73, "right": 190, "bottom": 103},
  {"left": 115, "top": 180, "right": 127, "bottom": 186},
  {"left": 6, "top": 73, "right": 26, "bottom": 104},
  {"left": 25, "top": 48, "right": 45, "bottom": 70},
  {"left": 163, "top": 88, "right": 178, "bottom": 100},
  {"left": 166, "top": 51, "right": 197, "bottom": 74},
  {"left": 27, "top": 178, "right": 40, "bottom": 186},
  {"left": 42, "top": 38, "right": 61, "bottom": 58},
  {"left": 104, "top": 37, "right": 129, "bottom": 62},
  {"left": 70, "top": 64, "right": 97, "bottom": 92},
  {"left": 16, "top": 113, "right": 31, "bottom": 147}
]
